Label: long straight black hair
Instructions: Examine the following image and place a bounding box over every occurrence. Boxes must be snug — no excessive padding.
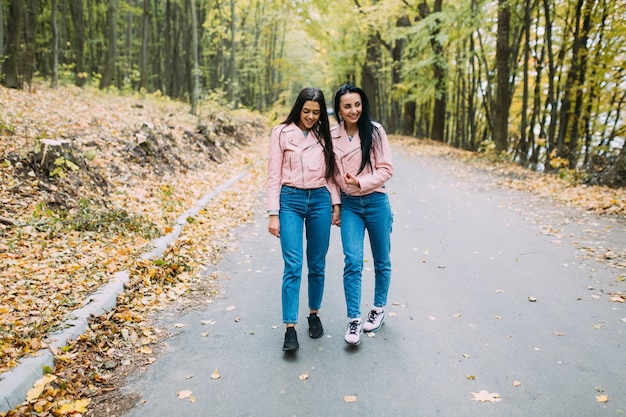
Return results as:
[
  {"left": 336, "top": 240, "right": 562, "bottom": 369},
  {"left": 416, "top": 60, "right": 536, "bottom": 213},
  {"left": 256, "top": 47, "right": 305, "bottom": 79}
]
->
[
  {"left": 333, "top": 84, "right": 381, "bottom": 175},
  {"left": 281, "top": 87, "right": 334, "bottom": 179}
]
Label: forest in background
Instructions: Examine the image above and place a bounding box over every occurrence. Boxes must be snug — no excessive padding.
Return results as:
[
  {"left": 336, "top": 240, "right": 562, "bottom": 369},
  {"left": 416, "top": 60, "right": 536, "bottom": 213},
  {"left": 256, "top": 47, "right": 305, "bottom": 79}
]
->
[{"left": 1, "top": 0, "right": 625, "bottom": 186}]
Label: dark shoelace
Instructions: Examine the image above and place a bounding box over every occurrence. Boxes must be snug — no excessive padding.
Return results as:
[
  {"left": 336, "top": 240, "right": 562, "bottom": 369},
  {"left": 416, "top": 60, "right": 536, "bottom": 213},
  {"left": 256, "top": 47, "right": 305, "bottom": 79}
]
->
[
  {"left": 367, "top": 310, "right": 380, "bottom": 322},
  {"left": 348, "top": 321, "right": 360, "bottom": 334}
]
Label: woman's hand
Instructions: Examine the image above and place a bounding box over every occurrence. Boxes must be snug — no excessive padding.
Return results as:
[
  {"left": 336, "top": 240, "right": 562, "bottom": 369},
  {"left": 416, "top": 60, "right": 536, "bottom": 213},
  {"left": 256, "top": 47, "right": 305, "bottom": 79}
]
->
[
  {"left": 332, "top": 204, "right": 341, "bottom": 226},
  {"left": 268, "top": 215, "right": 280, "bottom": 237},
  {"left": 344, "top": 172, "right": 360, "bottom": 188}
]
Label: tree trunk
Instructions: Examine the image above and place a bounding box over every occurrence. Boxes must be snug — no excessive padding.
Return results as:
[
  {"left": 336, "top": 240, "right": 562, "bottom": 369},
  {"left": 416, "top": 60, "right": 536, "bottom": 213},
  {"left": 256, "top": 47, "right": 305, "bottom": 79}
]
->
[
  {"left": 493, "top": 0, "right": 511, "bottom": 153},
  {"left": 69, "top": 0, "right": 86, "bottom": 87},
  {"left": 430, "top": 0, "right": 446, "bottom": 142},
  {"left": 140, "top": 0, "right": 150, "bottom": 91},
  {"left": 51, "top": 0, "right": 59, "bottom": 88},
  {"left": 23, "top": 0, "right": 37, "bottom": 88},
  {"left": 0, "top": 1, "right": 4, "bottom": 56},
  {"left": 229, "top": 0, "right": 237, "bottom": 106},
  {"left": 100, "top": 0, "right": 119, "bottom": 89},
  {"left": 542, "top": 0, "right": 558, "bottom": 171},
  {"left": 361, "top": 36, "right": 380, "bottom": 120},
  {"left": 518, "top": 0, "right": 532, "bottom": 166},
  {"left": 2, "top": 0, "right": 24, "bottom": 88},
  {"left": 567, "top": 0, "right": 595, "bottom": 169},
  {"left": 556, "top": 0, "right": 584, "bottom": 164},
  {"left": 125, "top": 7, "right": 133, "bottom": 87},
  {"left": 189, "top": 0, "right": 200, "bottom": 114}
]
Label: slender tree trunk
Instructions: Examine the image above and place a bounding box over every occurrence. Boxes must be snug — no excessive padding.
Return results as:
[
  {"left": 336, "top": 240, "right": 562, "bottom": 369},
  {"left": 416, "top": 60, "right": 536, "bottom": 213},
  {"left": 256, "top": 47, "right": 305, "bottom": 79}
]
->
[
  {"left": 51, "top": 0, "right": 59, "bottom": 88},
  {"left": 389, "top": 15, "right": 409, "bottom": 134},
  {"left": 542, "top": 0, "right": 558, "bottom": 170},
  {"left": 69, "top": 0, "right": 86, "bottom": 87},
  {"left": 430, "top": 0, "right": 446, "bottom": 142},
  {"left": 493, "top": 0, "right": 512, "bottom": 152},
  {"left": 140, "top": 0, "right": 150, "bottom": 91},
  {"left": 2, "top": 0, "right": 24, "bottom": 88},
  {"left": 189, "top": 0, "right": 200, "bottom": 114},
  {"left": 518, "top": 0, "right": 532, "bottom": 166},
  {"left": 100, "top": 0, "right": 119, "bottom": 89},
  {"left": 0, "top": 2, "right": 4, "bottom": 56},
  {"left": 556, "top": 0, "right": 583, "bottom": 163},
  {"left": 164, "top": 0, "right": 173, "bottom": 96},
  {"left": 567, "top": 0, "right": 595, "bottom": 169},
  {"left": 361, "top": 36, "right": 380, "bottom": 120},
  {"left": 125, "top": 6, "right": 132, "bottom": 87},
  {"left": 229, "top": 0, "right": 237, "bottom": 106},
  {"left": 24, "top": 0, "right": 36, "bottom": 88}
]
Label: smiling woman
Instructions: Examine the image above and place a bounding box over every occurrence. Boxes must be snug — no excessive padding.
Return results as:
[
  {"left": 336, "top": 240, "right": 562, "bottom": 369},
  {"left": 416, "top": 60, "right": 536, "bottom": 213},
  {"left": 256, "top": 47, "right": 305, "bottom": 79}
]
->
[{"left": 266, "top": 87, "right": 341, "bottom": 352}]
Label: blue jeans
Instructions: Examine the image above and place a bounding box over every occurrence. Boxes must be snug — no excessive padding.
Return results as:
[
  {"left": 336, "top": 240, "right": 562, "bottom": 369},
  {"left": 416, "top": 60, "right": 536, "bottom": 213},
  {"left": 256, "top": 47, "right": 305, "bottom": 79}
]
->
[
  {"left": 279, "top": 185, "right": 332, "bottom": 324},
  {"left": 341, "top": 191, "right": 393, "bottom": 319}
]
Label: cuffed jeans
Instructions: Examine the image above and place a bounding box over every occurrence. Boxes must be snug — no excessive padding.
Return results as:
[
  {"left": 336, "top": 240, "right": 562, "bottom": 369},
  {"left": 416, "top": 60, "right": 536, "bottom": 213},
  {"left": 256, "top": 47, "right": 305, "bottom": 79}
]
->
[
  {"left": 279, "top": 185, "right": 332, "bottom": 324},
  {"left": 341, "top": 191, "right": 393, "bottom": 319}
]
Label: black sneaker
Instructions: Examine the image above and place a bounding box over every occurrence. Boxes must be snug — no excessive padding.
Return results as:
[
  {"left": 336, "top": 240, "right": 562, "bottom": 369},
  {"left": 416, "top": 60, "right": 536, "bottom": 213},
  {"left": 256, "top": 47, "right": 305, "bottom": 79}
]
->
[
  {"left": 283, "top": 327, "right": 299, "bottom": 351},
  {"left": 307, "top": 313, "right": 324, "bottom": 338}
]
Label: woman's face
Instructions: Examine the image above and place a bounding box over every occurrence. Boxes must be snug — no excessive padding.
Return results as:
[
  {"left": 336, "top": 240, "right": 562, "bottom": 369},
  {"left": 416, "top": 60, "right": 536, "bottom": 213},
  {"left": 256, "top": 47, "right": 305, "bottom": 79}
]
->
[
  {"left": 338, "top": 92, "right": 362, "bottom": 126},
  {"left": 297, "top": 100, "right": 321, "bottom": 130}
]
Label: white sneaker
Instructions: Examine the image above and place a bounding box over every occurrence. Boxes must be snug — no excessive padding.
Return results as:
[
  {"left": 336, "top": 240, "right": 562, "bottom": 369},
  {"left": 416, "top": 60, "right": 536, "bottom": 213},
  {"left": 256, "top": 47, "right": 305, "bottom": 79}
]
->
[
  {"left": 344, "top": 319, "right": 363, "bottom": 345},
  {"left": 363, "top": 309, "right": 385, "bottom": 332}
]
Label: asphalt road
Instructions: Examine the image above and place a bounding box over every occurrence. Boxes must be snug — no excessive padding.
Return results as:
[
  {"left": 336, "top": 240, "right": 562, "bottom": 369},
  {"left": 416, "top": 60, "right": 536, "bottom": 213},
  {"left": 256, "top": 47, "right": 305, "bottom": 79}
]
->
[{"left": 121, "top": 146, "right": 626, "bottom": 417}]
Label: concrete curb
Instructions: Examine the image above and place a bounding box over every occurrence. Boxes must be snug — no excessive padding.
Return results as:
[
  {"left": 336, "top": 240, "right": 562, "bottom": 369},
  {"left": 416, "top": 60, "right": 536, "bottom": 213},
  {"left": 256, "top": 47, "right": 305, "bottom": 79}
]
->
[{"left": 0, "top": 170, "right": 248, "bottom": 413}]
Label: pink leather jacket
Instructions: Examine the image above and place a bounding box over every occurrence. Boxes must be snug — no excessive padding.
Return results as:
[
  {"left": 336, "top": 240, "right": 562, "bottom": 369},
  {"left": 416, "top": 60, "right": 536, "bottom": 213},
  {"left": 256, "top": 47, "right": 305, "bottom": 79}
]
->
[
  {"left": 267, "top": 123, "right": 340, "bottom": 212},
  {"left": 331, "top": 122, "right": 393, "bottom": 196}
]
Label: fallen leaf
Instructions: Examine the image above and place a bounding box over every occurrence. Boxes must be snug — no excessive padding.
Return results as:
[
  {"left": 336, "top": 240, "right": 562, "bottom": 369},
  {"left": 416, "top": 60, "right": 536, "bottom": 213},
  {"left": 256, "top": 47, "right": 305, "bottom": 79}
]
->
[
  {"left": 513, "top": 380, "right": 521, "bottom": 387},
  {"left": 299, "top": 373, "right": 309, "bottom": 380},
  {"left": 471, "top": 390, "right": 501, "bottom": 403},
  {"left": 528, "top": 296, "right": 537, "bottom": 302},
  {"left": 226, "top": 305, "right": 236, "bottom": 311},
  {"left": 388, "top": 312, "right": 398, "bottom": 317},
  {"left": 494, "top": 315, "right": 503, "bottom": 320},
  {"left": 453, "top": 313, "right": 462, "bottom": 318},
  {"left": 343, "top": 395, "right": 357, "bottom": 403},
  {"left": 553, "top": 331, "right": 564, "bottom": 336},
  {"left": 596, "top": 394, "right": 609, "bottom": 403},
  {"left": 26, "top": 374, "right": 57, "bottom": 402},
  {"left": 466, "top": 375, "right": 476, "bottom": 380},
  {"left": 201, "top": 320, "right": 216, "bottom": 325},
  {"left": 177, "top": 390, "right": 193, "bottom": 399},
  {"left": 211, "top": 369, "right": 221, "bottom": 379}
]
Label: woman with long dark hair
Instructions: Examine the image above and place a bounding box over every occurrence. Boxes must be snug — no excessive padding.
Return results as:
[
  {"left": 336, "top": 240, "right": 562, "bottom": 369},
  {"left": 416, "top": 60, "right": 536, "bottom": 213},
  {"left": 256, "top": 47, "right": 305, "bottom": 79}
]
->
[
  {"left": 332, "top": 84, "right": 393, "bottom": 346},
  {"left": 267, "top": 87, "right": 340, "bottom": 351}
]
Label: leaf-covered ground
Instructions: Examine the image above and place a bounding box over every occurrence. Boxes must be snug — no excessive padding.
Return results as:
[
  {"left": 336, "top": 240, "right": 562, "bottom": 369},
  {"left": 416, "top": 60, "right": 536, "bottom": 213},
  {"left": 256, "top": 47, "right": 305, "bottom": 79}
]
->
[{"left": 1, "top": 84, "right": 625, "bottom": 416}]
